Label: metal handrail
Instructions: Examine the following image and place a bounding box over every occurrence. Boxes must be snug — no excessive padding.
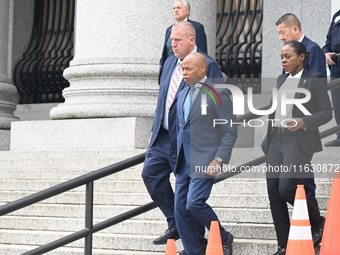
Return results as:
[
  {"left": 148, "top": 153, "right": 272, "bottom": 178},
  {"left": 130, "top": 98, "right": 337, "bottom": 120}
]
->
[{"left": 1, "top": 78, "right": 340, "bottom": 254}]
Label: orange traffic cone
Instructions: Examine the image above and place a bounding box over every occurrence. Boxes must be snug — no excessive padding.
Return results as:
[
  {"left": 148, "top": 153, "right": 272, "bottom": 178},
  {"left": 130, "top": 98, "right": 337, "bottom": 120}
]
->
[
  {"left": 165, "top": 239, "right": 176, "bottom": 255},
  {"left": 286, "top": 185, "right": 315, "bottom": 255},
  {"left": 206, "top": 221, "right": 223, "bottom": 255},
  {"left": 320, "top": 171, "right": 340, "bottom": 255}
]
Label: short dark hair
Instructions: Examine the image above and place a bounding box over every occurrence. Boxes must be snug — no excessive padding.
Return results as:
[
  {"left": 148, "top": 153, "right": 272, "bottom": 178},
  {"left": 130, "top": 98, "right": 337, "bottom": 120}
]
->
[{"left": 276, "top": 13, "right": 301, "bottom": 31}]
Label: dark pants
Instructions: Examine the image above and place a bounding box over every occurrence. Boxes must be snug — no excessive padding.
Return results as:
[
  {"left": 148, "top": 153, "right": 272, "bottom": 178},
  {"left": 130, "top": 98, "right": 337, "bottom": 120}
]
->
[
  {"left": 175, "top": 159, "right": 226, "bottom": 255},
  {"left": 262, "top": 136, "right": 318, "bottom": 206},
  {"left": 266, "top": 131, "right": 321, "bottom": 247},
  {"left": 142, "top": 129, "right": 176, "bottom": 229},
  {"left": 330, "top": 63, "right": 340, "bottom": 139}
]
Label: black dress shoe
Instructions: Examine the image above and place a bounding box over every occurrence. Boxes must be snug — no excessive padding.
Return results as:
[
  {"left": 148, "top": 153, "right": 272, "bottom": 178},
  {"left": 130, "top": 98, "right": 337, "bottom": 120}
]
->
[
  {"left": 153, "top": 228, "right": 180, "bottom": 245},
  {"left": 222, "top": 232, "right": 233, "bottom": 255},
  {"left": 324, "top": 139, "right": 340, "bottom": 147},
  {"left": 273, "top": 246, "right": 286, "bottom": 255},
  {"left": 178, "top": 249, "right": 205, "bottom": 255},
  {"left": 312, "top": 216, "right": 325, "bottom": 247}
]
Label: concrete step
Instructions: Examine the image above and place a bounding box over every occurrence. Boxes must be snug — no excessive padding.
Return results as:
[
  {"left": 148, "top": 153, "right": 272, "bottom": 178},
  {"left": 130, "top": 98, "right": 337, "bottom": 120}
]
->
[
  {"left": 0, "top": 228, "right": 281, "bottom": 255},
  {"left": 0, "top": 244, "right": 164, "bottom": 255},
  {"left": 0, "top": 216, "right": 278, "bottom": 240},
  {"left": 0, "top": 240, "right": 279, "bottom": 255},
  {"left": 0, "top": 191, "right": 331, "bottom": 212},
  {"left": 0, "top": 178, "right": 332, "bottom": 196},
  {"left": 0, "top": 146, "right": 335, "bottom": 255}
]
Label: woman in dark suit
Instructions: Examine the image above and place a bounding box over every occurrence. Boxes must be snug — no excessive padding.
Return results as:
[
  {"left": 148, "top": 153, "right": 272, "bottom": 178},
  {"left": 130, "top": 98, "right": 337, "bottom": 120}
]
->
[{"left": 265, "top": 41, "right": 332, "bottom": 255}]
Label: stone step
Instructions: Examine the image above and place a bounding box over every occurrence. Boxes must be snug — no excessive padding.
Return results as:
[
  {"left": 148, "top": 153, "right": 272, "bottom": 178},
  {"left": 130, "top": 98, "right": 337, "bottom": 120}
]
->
[
  {"left": 0, "top": 216, "right": 278, "bottom": 240},
  {"left": 0, "top": 190, "right": 330, "bottom": 211},
  {"left": 0, "top": 228, "right": 279, "bottom": 255},
  {"left": 0, "top": 148, "right": 338, "bottom": 182},
  {"left": 0, "top": 179, "right": 332, "bottom": 196},
  {"left": 0, "top": 146, "right": 335, "bottom": 255},
  {"left": 0, "top": 244, "right": 164, "bottom": 255},
  {"left": 0, "top": 241, "right": 279, "bottom": 255},
  {"left": 0, "top": 146, "right": 338, "bottom": 169},
  {"left": 2, "top": 203, "right": 327, "bottom": 227}
]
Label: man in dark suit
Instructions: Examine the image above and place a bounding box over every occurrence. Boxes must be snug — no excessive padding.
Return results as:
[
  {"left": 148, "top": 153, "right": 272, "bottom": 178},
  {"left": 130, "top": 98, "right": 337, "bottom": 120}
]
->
[
  {"left": 273, "top": 13, "right": 327, "bottom": 206},
  {"left": 174, "top": 52, "right": 237, "bottom": 255},
  {"left": 276, "top": 13, "right": 327, "bottom": 76},
  {"left": 158, "top": 0, "right": 207, "bottom": 84},
  {"left": 142, "top": 21, "right": 223, "bottom": 245},
  {"left": 322, "top": 9, "right": 340, "bottom": 147}
]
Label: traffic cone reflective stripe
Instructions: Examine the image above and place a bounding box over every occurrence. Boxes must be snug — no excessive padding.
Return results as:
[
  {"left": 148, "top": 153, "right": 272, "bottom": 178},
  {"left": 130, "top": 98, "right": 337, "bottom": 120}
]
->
[
  {"left": 206, "top": 221, "right": 223, "bottom": 255},
  {"left": 165, "top": 239, "right": 176, "bottom": 255},
  {"left": 288, "top": 226, "right": 313, "bottom": 240},
  {"left": 291, "top": 199, "right": 311, "bottom": 223},
  {"left": 320, "top": 171, "right": 340, "bottom": 255},
  {"left": 286, "top": 185, "right": 315, "bottom": 255}
]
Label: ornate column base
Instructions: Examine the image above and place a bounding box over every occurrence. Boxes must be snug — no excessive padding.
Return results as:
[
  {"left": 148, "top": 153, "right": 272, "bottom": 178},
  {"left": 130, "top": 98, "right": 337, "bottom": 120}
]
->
[
  {"left": 0, "top": 81, "right": 19, "bottom": 129},
  {"left": 50, "top": 63, "right": 158, "bottom": 119}
]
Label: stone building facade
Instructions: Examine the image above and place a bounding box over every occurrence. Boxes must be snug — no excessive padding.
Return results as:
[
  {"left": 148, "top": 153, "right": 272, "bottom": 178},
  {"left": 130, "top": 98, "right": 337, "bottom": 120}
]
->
[{"left": 0, "top": 0, "right": 338, "bottom": 151}]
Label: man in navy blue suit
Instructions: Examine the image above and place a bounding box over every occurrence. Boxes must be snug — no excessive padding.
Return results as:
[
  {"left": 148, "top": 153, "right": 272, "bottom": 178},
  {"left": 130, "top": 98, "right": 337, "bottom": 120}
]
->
[
  {"left": 274, "top": 13, "right": 326, "bottom": 207},
  {"left": 158, "top": 0, "right": 207, "bottom": 84},
  {"left": 275, "top": 13, "right": 326, "bottom": 76},
  {"left": 142, "top": 21, "right": 223, "bottom": 245},
  {"left": 323, "top": 10, "right": 340, "bottom": 147},
  {"left": 175, "top": 52, "right": 237, "bottom": 255}
]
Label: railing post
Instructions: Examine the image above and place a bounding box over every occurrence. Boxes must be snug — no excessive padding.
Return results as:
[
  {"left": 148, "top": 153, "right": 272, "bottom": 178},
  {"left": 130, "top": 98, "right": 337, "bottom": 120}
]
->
[{"left": 84, "top": 181, "right": 94, "bottom": 255}]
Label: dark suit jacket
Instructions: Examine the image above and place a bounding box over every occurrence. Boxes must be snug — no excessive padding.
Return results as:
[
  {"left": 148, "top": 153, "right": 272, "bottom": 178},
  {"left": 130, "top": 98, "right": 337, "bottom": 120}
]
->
[
  {"left": 149, "top": 49, "right": 223, "bottom": 163},
  {"left": 175, "top": 80, "right": 237, "bottom": 176},
  {"left": 301, "top": 36, "right": 327, "bottom": 77},
  {"left": 266, "top": 69, "right": 332, "bottom": 155},
  {"left": 322, "top": 10, "right": 340, "bottom": 53},
  {"left": 158, "top": 19, "right": 208, "bottom": 83}
]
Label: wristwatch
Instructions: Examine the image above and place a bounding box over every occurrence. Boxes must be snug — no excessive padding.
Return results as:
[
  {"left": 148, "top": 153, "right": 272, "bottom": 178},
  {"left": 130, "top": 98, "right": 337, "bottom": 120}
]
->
[{"left": 215, "top": 157, "right": 223, "bottom": 163}]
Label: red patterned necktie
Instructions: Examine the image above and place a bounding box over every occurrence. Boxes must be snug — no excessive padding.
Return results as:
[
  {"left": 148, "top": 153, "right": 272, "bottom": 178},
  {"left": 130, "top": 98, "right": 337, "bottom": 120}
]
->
[{"left": 167, "top": 62, "right": 182, "bottom": 110}]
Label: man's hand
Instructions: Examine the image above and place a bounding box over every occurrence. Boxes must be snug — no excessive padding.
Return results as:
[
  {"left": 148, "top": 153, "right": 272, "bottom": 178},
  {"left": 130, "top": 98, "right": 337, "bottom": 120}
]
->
[
  {"left": 325, "top": 52, "right": 336, "bottom": 65},
  {"left": 205, "top": 159, "right": 222, "bottom": 176}
]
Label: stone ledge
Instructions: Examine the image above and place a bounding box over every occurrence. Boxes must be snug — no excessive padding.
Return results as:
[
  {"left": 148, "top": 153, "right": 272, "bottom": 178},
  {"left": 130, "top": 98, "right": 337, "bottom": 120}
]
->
[{"left": 10, "top": 117, "right": 153, "bottom": 151}]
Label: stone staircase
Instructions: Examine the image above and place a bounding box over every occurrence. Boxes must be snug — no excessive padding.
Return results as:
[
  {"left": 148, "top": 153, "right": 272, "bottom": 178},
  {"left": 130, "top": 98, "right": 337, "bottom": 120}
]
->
[{"left": 0, "top": 147, "right": 337, "bottom": 255}]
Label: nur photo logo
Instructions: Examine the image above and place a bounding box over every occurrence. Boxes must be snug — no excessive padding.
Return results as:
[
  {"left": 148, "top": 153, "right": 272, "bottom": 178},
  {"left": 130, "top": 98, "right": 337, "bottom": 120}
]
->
[{"left": 198, "top": 82, "right": 223, "bottom": 115}]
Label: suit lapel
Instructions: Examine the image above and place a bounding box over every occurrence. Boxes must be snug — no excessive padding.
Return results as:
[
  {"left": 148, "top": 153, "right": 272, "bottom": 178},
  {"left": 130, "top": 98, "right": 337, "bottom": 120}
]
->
[
  {"left": 295, "top": 69, "right": 308, "bottom": 99},
  {"left": 277, "top": 73, "right": 289, "bottom": 89},
  {"left": 188, "top": 81, "right": 216, "bottom": 122},
  {"left": 189, "top": 88, "right": 204, "bottom": 121}
]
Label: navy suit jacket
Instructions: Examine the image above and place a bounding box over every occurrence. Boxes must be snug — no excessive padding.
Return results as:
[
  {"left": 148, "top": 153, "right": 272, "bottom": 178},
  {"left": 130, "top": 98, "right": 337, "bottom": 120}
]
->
[
  {"left": 158, "top": 19, "right": 208, "bottom": 83},
  {"left": 266, "top": 69, "right": 332, "bottom": 155},
  {"left": 322, "top": 10, "right": 340, "bottom": 53},
  {"left": 149, "top": 49, "right": 223, "bottom": 166},
  {"left": 175, "top": 80, "right": 238, "bottom": 176},
  {"left": 301, "top": 36, "right": 327, "bottom": 77}
]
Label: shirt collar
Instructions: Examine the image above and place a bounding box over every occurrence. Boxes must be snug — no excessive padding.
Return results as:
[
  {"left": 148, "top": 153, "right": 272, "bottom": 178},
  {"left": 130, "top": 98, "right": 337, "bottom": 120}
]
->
[
  {"left": 177, "top": 46, "right": 198, "bottom": 62},
  {"left": 176, "top": 18, "right": 188, "bottom": 23},
  {"left": 288, "top": 69, "right": 303, "bottom": 78},
  {"left": 298, "top": 34, "right": 305, "bottom": 42},
  {"left": 194, "top": 77, "right": 207, "bottom": 88}
]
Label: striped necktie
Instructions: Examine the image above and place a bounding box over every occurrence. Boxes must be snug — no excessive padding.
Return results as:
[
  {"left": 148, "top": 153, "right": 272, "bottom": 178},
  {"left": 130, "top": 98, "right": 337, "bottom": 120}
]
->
[{"left": 167, "top": 62, "right": 182, "bottom": 110}]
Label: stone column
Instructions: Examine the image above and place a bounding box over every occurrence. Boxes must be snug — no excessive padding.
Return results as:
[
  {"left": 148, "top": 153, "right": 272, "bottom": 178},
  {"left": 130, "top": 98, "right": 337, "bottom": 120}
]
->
[
  {"left": 9, "top": 0, "right": 216, "bottom": 151},
  {"left": 49, "top": 0, "right": 216, "bottom": 120},
  {"left": 0, "top": 0, "right": 20, "bottom": 150}
]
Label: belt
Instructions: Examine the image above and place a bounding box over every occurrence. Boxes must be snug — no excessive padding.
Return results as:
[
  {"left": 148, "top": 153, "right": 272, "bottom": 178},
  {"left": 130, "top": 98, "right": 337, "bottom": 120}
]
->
[{"left": 272, "top": 127, "right": 292, "bottom": 133}]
